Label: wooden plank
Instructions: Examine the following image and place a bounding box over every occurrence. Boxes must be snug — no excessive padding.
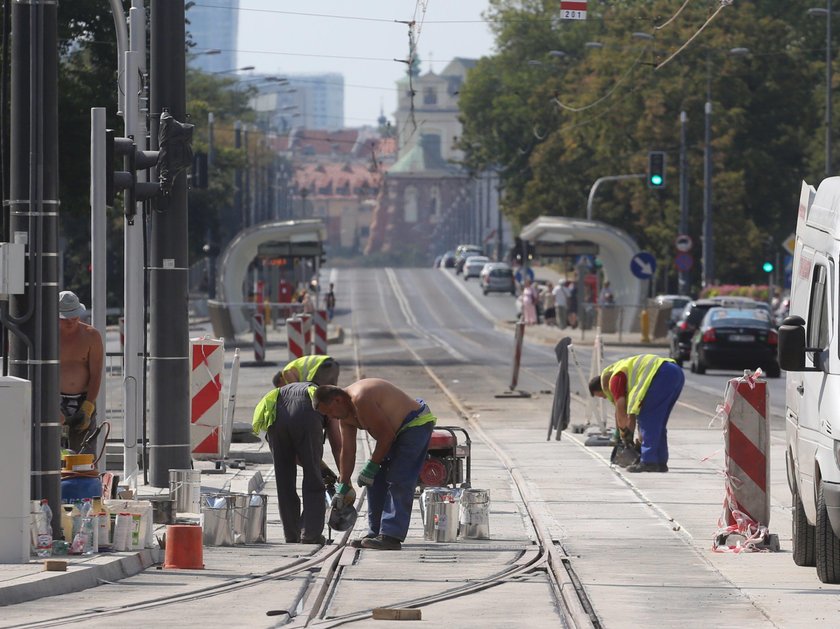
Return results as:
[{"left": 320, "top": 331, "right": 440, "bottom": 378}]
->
[{"left": 372, "top": 607, "right": 422, "bottom": 621}]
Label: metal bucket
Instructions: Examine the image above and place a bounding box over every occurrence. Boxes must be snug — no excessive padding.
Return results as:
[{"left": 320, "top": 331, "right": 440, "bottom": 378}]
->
[
  {"left": 459, "top": 489, "right": 490, "bottom": 540},
  {"left": 245, "top": 494, "right": 267, "bottom": 544},
  {"left": 229, "top": 494, "right": 250, "bottom": 545},
  {"left": 169, "top": 469, "right": 201, "bottom": 514},
  {"left": 201, "top": 494, "right": 234, "bottom": 547},
  {"left": 420, "top": 488, "right": 459, "bottom": 542},
  {"left": 148, "top": 496, "right": 175, "bottom": 525}
]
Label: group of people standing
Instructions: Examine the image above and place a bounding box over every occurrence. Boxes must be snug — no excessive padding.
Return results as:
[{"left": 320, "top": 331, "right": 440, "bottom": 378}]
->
[{"left": 518, "top": 275, "right": 579, "bottom": 329}]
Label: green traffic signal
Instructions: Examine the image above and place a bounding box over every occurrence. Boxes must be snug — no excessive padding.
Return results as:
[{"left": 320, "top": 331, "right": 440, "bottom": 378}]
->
[
  {"left": 647, "top": 151, "right": 666, "bottom": 189},
  {"left": 650, "top": 174, "right": 663, "bottom": 186},
  {"left": 762, "top": 261, "right": 774, "bottom": 273}
]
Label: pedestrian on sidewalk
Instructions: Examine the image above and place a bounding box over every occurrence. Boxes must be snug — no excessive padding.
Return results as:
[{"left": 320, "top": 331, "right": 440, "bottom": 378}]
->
[
  {"left": 326, "top": 283, "right": 336, "bottom": 321},
  {"left": 252, "top": 382, "right": 333, "bottom": 544},
  {"left": 588, "top": 354, "right": 684, "bottom": 473},
  {"left": 59, "top": 291, "right": 104, "bottom": 455},
  {"left": 542, "top": 281, "right": 556, "bottom": 325},
  {"left": 553, "top": 281, "right": 568, "bottom": 328},
  {"left": 521, "top": 278, "right": 538, "bottom": 326},
  {"left": 312, "top": 378, "right": 437, "bottom": 550}
]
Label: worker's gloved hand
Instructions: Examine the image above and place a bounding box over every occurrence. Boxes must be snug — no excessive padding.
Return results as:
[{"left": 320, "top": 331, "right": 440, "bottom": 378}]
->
[
  {"left": 331, "top": 482, "right": 356, "bottom": 510},
  {"left": 356, "top": 460, "right": 380, "bottom": 487},
  {"left": 66, "top": 410, "right": 89, "bottom": 432},
  {"left": 76, "top": 400, "right": 95, "bottom": 432},
  {"left": 320, "top": 461, "right": 338, "bottom": 487},
  {"left": 619, "top": 427, "right": 634, "bottom": 448}
]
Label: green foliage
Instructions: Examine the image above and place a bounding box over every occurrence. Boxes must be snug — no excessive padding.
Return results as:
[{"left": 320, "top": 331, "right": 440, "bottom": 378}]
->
[{"left": 459, "top": 0, "right": 827, "bottom": 291}]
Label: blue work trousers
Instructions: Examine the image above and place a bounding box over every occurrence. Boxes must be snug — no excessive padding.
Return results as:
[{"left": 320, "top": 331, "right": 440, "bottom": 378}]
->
[
  {"left": 365, "top": 423, "right": 433, "bottom": 541},
  {"left": 637, "top": 362, "right": 685, "bottom": 465}
]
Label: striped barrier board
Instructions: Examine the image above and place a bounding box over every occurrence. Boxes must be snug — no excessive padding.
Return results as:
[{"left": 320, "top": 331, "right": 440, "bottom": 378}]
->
[
  {"left": 286, "top": 317, "right": 304, "bottom": 360},
  {"left": 299, "top": 313, "right": 312, "bottom": 354},
  {"left": 313, "top": 309, "right": 328, "bottom": 355},
  {"left": 252, "top": 312, "right": 266, "bottom": 363},
  {"left": 189, "top": 337, "right": 224, "bottom": 459}
]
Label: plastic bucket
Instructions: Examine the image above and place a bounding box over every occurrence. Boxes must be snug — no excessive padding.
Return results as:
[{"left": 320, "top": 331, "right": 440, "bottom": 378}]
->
[
  {"left": 201, "top": 494, "right": 234, "bottom": 547},
  {"left": 245, "top": 494, "right": 267, "bottom": 544},
  {"left": 169, "top": 469, "right": 201, "bottom": 514},
  {"left": 459, "top": 489, "right": 490, "bottom": 540},
  {"left": 164, "top": 524, "right": 204, "bottom": 569},
  {"left": 60, "top": 476, "right": 102, "bottom": 502},
  {"left": 420, "top": 488, "right": 459, "bottom": 542}
]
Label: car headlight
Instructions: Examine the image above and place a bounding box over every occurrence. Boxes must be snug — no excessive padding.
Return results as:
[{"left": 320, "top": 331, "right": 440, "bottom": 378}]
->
[{"left": 834, "top": 440, "right": 840, "bottom": 470}]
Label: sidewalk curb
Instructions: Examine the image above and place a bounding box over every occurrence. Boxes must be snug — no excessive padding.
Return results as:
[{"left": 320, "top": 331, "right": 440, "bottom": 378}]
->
[
  {"left": 493, "top": 320, "right": 669, "bottom": 349},
  {"left": 0, "top": 548, "right": 161, "bottom": 607}
]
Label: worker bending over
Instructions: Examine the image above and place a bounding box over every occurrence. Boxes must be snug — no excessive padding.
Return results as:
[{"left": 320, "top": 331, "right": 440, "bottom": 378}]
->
[
  {"left": 589, "top": 354, "right": 684, "bottom": 473},
  {"left": 273, "top": 354, "right": 340, "bottom": 388},
  {"left": 312, "top": 378, "right": 436, "bottom": 550}
]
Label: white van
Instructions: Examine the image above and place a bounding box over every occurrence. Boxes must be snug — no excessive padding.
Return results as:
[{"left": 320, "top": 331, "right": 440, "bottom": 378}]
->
[{"left": 778, "top": 179, "right": 840, "bottom": 583}]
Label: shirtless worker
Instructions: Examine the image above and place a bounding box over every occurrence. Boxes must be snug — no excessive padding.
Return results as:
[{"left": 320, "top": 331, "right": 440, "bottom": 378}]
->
[
  {"left": 59, "top": 291, "right": 104, "bottom": 454},
  {"left": 312, "top": 378, "right": 436, "bottom": 550}
]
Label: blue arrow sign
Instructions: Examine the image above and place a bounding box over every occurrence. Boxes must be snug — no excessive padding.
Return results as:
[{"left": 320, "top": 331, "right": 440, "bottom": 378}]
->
[{"left": 630, "top": 252, "right": 657, "bottom": 279}]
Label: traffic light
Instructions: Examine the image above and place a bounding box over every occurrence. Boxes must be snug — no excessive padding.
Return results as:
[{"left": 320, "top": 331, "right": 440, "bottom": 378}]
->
[
  {"left": 647, "top": 151, "right": 666, "bottom": 189},
  {"left": 105, "top": 130, "right": 161, "bottom": 223},
  {"left": 762, "top": 261, "right": 774, "bottom": 273},
  {"left": 762, "top": 236, "right": 775, "bottom": 273},
  {"left": 158, "top": 109, "right": 195, "bottom": 197}
]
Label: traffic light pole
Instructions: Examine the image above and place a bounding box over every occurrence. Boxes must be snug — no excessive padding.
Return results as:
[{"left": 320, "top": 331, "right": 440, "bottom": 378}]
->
[
  {"left": 678, "top": 111, "right": 690, "bottom": 295},
  {"left": 586, "top": 174, "right": 645, "bottom": 221},
  {"left": 149, "top": 0, "right": 191, "bottom": 487},
  {"left": 9, "top": 0, "right": 61, "bottom": 533}
]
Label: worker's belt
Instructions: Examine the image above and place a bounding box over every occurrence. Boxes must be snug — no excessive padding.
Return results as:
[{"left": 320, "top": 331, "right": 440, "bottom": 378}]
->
[{"left": 396, "top": 399, "right": 436, "bottom": 435}]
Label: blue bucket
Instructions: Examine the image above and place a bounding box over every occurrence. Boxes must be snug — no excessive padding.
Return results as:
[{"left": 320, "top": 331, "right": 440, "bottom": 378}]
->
[{"left": 61, "top": 476, "right": 102, "bottom": 502}]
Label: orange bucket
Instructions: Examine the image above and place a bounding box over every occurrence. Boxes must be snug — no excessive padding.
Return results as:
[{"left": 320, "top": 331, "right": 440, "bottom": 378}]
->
[{"left": 163, "top": 524, "right": 204, "bottom": 569}]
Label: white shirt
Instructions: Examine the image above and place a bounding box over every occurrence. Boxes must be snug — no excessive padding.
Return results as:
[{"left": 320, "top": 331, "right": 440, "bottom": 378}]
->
[{"left": 553, "top": 285, "right": 568, "bottom": 307}]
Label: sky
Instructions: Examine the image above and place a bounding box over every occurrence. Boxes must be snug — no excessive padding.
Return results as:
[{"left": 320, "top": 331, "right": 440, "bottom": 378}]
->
[{"left": 234, "top": 1, "right": 497, "bottom": 128}]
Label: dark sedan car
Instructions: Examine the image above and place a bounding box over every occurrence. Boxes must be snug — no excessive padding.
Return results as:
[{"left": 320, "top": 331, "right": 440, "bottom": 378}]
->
[
  {"left": 668, "top": 299, "right": 722, "bottom": 366},
  {"left": 689, "top": 307, "right": 780, "bottom": 377}
]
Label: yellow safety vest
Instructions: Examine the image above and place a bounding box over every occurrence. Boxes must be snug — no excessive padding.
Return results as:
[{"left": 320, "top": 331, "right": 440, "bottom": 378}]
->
[
  {"left": 282, "top": 355, "right": 332, "bottom": 384},
  {"left": 601, "top": 354, "right": 674, "bottom": 415},
  {"left": 252, "top": 384, "right": 317, "bottom": 434}
]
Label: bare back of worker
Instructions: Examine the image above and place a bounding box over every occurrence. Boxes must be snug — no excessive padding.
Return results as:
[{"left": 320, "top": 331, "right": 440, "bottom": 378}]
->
[
  {"left": 344, "top": 378, "right": 419, "bottom": 439},
  {"left": 60, "top": 319, "right": 104, "bottom": 397}
]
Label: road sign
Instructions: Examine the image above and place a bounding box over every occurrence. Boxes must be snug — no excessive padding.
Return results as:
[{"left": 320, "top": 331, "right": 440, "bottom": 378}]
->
[
  {"left": 674, "top": 252, "right": 694, "bottom": 273},
  {"left": 560, "top": 1, "right": 587, "bottom": 20},
  {"left": 782, "top": 232, "right": 796, "bottom": 256},
  {"left": 630, "top": 252, "right": 656, "bottom": 279},
  {"left": 674, "top": 234, "right": 693, "bottom": 252},
  {"left": 575, "top": 254, "right": 595, "bottom": 269}
]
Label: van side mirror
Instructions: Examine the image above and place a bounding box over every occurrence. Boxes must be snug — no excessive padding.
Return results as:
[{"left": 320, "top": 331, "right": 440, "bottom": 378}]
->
[{"left": 778, "top": 319, "right": 806, "bottom": 371}]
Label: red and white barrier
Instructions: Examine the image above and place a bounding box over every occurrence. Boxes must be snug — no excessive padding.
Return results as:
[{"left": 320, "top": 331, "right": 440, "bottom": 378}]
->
[
  {"left": 286, "top": 317, "right": 304, "bottom": 360},
  {"left": 252, "top": 312, "right": 266, "bottom": 363},
  {"left": 189, "top": 337, "right": 224, "bottom": 459},
  {"left": 299, "top": 313, "right": 312, "bottom": 354},
  {"left": 712, "top": 369, "right": 776, "bottom": 552},
  {"left": 313, "top": 309, "right": 328, "bottom": 355}
]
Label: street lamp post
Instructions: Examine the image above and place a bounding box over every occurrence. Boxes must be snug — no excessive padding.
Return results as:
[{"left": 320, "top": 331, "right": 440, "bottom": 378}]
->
[{"left": 809, "top": 4, "right": 833, "bottom": 176}]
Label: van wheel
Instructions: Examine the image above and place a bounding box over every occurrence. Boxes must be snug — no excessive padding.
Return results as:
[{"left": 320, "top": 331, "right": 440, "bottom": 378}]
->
[
  {"left": 816, "top": 481, "right": 840, "bottom": 583},
  {"left": 792, "top": 488, "right": 816, "bottom": 566}
]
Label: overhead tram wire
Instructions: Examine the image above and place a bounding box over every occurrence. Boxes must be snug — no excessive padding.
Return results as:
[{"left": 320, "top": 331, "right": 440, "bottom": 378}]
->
[
  {"left": 655, "top": 0, "right": 735, "bottom": 71},
  {"left": 654, "top": 0, "right": 697, "bottom": 31}
]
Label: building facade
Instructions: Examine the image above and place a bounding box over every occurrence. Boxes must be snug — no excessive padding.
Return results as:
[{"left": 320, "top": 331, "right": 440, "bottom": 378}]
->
[{"left": 186, "top": 0, "right": 239, "bottom": 75}]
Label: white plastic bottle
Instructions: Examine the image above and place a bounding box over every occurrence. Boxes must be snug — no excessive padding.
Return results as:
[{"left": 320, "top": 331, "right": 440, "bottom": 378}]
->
[{"left": 35, "top": 499, "right": 53, "bottom": 558}]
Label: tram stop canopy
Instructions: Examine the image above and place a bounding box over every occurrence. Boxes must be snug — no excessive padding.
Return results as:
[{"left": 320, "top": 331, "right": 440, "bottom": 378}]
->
[
  {"left": 519, "top": 216, "right": 645, "bottom": 333},
  {"left": 215, "top": 219, "right": 327, "bottom": 334}
]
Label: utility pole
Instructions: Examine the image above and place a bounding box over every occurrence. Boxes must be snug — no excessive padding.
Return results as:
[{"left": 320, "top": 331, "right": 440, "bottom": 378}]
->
[
  {"left": 678, "top": 111, "right": 690, "bottom": 294},
  {"left": 702, "top": 100, "right": 714, "bottom": 288},
  {"left": 149, "top": 0, "right": 190, "bottom": 487},
  {"left": 9, "top": 0, "right": 61, "bottom": 532}
]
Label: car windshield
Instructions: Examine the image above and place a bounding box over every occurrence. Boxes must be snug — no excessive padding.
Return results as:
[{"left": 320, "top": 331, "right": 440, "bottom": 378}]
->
[
  {"left": 490, "top": 268, "right": 512, "bottom": 278},
  {"left": 685, "top": 304, "right": 713, "bottom": 325}
]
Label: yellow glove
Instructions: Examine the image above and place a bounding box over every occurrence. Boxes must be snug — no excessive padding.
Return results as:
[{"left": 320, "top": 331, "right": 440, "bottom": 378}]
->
[{"left": 81, "top": 400, "right": 95, "bottom": 421}]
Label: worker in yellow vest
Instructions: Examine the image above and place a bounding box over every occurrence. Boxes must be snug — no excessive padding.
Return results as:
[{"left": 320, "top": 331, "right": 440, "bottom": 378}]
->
[
  {"left": 273, "top": 355, "right": 340, "bottom": 389},
  {"left": 588, "top": 354, "right": 684, "bottom": 473}
]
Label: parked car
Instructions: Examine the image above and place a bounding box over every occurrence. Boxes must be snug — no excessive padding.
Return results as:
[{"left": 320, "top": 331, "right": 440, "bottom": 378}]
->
[
  {"left": 463, "top": 255, "right": 490, "bottom": 280},
  {"left": 481, "top": 263, "right": 515, "bottom": 295},
  {"left": 654, "top": 294, "right": 691, "bottom": 324},
  {"left": 669, "top": 297, "right": 768, "bottom": 366},
  {"left": 689, "top": 306, "right": 780, "bottom": 377}
]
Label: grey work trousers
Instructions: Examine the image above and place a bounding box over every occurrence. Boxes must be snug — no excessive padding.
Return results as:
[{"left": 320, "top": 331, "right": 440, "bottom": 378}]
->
[{"left": 266, "top": 403, "right": 325, "bottom": 543}]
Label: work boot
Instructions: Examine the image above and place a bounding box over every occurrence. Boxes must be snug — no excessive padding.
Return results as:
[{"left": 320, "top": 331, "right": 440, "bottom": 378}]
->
[
  {"left": 626, "top": 461, "right": 667, "bottom": 473},
  {"left": 360, "top": 534, "right": 402, "bottom": 550},
  {"left": 350, "top": 533, "right": 377, "bottom": 548},
  {"left": 301, "top": 534, "right": 326, "bottom": 545}
]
